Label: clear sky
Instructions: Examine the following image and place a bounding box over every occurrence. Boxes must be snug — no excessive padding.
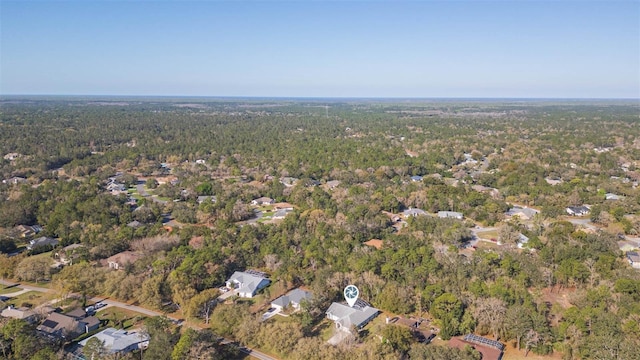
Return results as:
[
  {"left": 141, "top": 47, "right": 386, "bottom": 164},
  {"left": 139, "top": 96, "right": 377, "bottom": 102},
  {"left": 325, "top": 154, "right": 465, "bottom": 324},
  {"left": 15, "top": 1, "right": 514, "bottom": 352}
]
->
[{"left": 1, "top": 0, "right": 639, "bottom": 98}]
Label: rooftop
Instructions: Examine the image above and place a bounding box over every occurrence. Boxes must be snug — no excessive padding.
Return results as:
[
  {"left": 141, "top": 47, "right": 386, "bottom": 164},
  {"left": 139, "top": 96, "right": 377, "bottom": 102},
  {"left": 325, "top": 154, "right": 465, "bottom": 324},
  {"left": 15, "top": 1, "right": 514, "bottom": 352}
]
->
[{"left": 79, "top": 327, "right": 149, "bottom": 353}]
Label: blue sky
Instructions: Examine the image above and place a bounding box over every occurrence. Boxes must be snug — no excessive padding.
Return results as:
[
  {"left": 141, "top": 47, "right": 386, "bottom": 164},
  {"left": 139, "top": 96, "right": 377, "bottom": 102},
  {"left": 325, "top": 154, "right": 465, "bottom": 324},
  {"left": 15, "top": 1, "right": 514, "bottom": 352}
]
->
[{"left": 1, "top": 1, "right": 639, "bottom": 98}]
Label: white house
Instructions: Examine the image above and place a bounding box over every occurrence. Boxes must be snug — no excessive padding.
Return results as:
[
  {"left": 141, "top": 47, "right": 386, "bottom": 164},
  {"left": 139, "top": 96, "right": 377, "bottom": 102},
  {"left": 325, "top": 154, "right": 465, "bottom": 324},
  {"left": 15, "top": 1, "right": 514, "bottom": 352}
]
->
[
  {"left": 79, "top": 328, "right": 150, "bottom": 355},
  {"left": 326, "top": 300, "right": 379, "bottom": 332},
  {"left": 402, "top": 208, "right": 428, "bottom": 218},
  {"left": 225, "top": 271, "right": 271, "bottom": 298},
  {"left": 438, "top": 211, "right": 464, "bottom": 220},
  {"left": 251, "top": 197, "right": 275, "bottom": 206},
  {"left": 566, "top": 206, "right": 590, "bottom": 216},
  {"left": 271, "top": 288, "right": 312, "bottom": 311}
]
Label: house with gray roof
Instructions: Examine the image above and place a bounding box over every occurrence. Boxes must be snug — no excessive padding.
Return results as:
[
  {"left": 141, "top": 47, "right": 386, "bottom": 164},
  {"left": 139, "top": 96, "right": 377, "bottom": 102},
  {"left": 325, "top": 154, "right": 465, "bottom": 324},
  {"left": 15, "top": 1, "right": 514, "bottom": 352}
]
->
[
  {"left": 79, "top": 328, "right": 149, "bottom": 355},
  {"left": 326, "top": 300, "right": 379, "bottom": 332},
  {"left": 438, "top": 211, "right": 464, "bottom": 220},
  {"left": 27, "top": 236, "right": 58, "bottom": 251},
  {"left": 506, "top": 206, "right": 539, "bottom": 220},
  {"left": 226, "top": 270, "right": 271, "bottom": 298},
  {"left": 251, "top": 197, "right": 275, "bottom": 206},
  {"left": 605, "top": 193, "right": 621, "bottom": 200},
  {"left": 402, "top": 208, "right": 428, "bottom": 218},
  {"left": 1, "top": 306, "right": 38, "bottom": 323},
  {"left": 627, "top": 252, "right": 640, "bottom": 269},
  {"left": 271, "top": 288, "right": 312, "bottom": 311}
]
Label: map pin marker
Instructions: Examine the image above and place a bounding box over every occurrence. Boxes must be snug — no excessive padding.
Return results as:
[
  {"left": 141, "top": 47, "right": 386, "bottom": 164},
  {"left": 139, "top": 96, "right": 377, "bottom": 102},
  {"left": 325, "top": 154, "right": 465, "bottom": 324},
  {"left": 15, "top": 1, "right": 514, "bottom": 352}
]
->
[{"left": 344, "top": 285, "right": 359, "bottom": 307}]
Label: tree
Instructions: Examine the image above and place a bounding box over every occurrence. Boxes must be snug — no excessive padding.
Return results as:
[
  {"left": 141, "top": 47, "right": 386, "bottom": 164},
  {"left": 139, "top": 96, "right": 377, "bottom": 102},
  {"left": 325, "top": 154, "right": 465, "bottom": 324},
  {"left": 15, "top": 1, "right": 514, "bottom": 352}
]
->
[
  {"left": 14, "top": 256, "right": 53, "bottom": 283},
  {"left": 142, "top": 317, "right": 178, "bottom": 360},
  {"left": 504, "top": 305, "right": 533, "bottom": 350},
  {"left": 83, "top": 337, "right": 108, "bottom": 360},
  {"left": 498, "top": 224, "right": 520, "bottom": 246},
  {"left": 185, "top": 288, "right": 220, "bottom": 324},
  {"left": 472, "top": 297, "right": 507, "bottom": 340},
  {"left": 0, "top": 238, "right": 17, "bottom": 254},
  {"left": 382, "top": 325, "right": 413, "bottom": 354},
  {"left": 523, "top": 329, "right": 540, "bottom": 357}
]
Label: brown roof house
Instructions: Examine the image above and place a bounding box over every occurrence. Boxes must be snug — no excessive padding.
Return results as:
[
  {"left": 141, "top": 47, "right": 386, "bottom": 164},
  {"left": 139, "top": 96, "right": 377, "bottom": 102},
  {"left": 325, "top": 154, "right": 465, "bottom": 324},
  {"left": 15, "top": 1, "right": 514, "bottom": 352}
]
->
[
  {"left": 37, "top": 312, "right": 85, "bottom": 340},
  {"left": 103, "top": 251, "right": 143, "bottom": 270}
]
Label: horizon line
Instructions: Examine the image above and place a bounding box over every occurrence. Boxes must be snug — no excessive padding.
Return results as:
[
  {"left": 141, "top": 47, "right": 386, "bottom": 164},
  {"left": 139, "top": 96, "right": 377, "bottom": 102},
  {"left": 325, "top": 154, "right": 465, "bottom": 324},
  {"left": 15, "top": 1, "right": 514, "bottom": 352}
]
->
[{"left": 1, "top": 94, "right": 639, "bottom": 101}]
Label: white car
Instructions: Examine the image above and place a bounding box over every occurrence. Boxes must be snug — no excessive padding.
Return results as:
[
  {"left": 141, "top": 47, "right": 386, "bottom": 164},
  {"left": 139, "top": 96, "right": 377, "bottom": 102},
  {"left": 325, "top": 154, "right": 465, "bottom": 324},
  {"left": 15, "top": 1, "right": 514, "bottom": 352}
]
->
[{"left": 95, "top": 302, "right": 107, "bottom": 309}]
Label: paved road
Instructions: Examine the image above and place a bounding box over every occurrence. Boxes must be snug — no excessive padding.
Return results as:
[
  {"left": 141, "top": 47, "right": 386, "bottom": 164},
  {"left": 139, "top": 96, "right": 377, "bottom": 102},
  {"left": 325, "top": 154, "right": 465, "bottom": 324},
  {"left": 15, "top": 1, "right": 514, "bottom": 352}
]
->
[{"left": 136, "top": 181, "right": 167, "bottom": 205}]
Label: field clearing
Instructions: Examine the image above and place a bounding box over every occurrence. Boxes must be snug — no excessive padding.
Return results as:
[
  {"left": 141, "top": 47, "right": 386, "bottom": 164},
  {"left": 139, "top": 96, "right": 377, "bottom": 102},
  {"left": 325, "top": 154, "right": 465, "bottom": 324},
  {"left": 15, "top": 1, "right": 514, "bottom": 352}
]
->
[{"left": 476, "top": 230, "right": 499, "bottom": 239}]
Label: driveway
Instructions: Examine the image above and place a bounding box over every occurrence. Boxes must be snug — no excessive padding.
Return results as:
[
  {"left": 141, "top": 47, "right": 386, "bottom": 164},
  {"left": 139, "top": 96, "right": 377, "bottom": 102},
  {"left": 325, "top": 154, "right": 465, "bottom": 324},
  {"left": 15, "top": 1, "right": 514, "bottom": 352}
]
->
[
  {"left": 260, "top": 307, "right": 281, "bottom": 321},
  {"left": 327, "top": 328, "right": 351, "bottom": 345}
]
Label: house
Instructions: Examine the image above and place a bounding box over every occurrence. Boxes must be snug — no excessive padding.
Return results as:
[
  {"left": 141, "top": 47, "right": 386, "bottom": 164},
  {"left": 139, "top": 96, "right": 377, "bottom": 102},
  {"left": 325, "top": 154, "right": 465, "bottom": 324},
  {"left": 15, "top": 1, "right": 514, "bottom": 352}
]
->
[
  {"left": 3, "top": 153, "right": 20, "bottom": 161},
  {"left": 251, "top": 197, "right": 275, "bottom": 206},
  {"left": 271, "top": 288, "right": 312, "bottom": 312},
  {"left": 410, "top": 175, "right": 423, "bottom": 182},
  {"left": 27, "top": 236, "right": 58, "bottom": 251},
  {"left": 280, "top": 177, "right": 298, "bottom": 187},
  {"left": 56, "top": 244, "right": 84, "bottom": 265},
  {"left": 225, "top": 270, "right": 271, "bottom": 298},
  {"left": 79, "top": 328, "right": 150, "bottom": 355},
  {"left": 402, "top": 208, "right": 428, "bottom": 218},
  {"left": 438, "top": 211, "right": 464, "bottom": 220},
  {"left": 2, "top": 177, "right": 27, "bottom": 185},
  {"left": 273, "top": 202, "right": 294, "bottom": 210},
  {"left": 127, "top": 220, "right": 143, "bottom": 229},
  {"left": 37, "top": 312, "right": 85, "bottom": 339},
  {"left": 506, "top": 206, "right": 539, "bottom": 221},
  {"left": 1, "top": 306, "right": 38, "bottom": 323},
  {"left": 566, "top": 206, "right": 590, "bottom": 216},
  {"left": 15, "top": 224, "right": 42, "bottom": 238},
  {"left": 66, "top": 308, "right": 101, "bottom": 332},
  {"left": 517, "top": 234, "right": 530, "bottom": 249},
  {"left": 326, "top": 300, "right": 379, "bottom": 332},
  {"left": 605, "top": 193, "right": 621, "bottom": 200},
  {"left": 449, "top": 334, "right": 505, "bottom": 360},
  {"left": 273, "top": 208, "right": 293, "bottom": 220},
  {"left": 103, "top": 251, "right": 143, "bottom": 270},
  {"left": 106, "top": 183, "right": 126, "bottom": 192},
  {"left": 197, "top": 196, "right": 216, "bottom": 204},
  {"left": 545, "top": 177, "right": 563, "bottom": 186},
  {"left": 325, "top": 180, "right": 341, "bottom": 189},
  {"left": 363, "top": 239, "right": 384, "bottom": 250},
  {"left": 627, "top": 252, "right": 640, "bottom": 269}
]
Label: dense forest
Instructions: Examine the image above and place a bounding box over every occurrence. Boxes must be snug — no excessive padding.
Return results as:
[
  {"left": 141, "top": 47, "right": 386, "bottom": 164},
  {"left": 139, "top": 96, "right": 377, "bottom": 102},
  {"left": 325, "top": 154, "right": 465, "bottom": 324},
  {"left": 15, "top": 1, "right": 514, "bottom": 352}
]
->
[{"left": 0, "top": 97, "right": 639, "bottom": 360}]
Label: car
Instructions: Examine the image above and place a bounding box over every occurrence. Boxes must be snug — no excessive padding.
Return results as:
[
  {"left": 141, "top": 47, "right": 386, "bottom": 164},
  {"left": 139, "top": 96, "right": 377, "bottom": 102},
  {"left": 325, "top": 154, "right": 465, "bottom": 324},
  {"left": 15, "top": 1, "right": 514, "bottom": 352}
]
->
[
  {"left": 95, "top": 302, "right": 106, "bottom": 309},
  {"left": 266, "top": 307, "right": 276, "bottom": 313},
  {"left": 85, "top": 306, "right": 95, "bottom": 314}
]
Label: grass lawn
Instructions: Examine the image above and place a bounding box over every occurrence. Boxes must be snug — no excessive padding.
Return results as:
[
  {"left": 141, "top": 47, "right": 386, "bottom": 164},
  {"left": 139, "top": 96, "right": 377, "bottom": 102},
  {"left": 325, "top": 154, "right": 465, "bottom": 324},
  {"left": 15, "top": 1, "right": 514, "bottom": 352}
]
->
[
  {"left": 5, "top": 291, "right": 50, "bottom": 308},
  {"left": 476, "top": 229, "right": 499, "bottom": 240},
  {"left": 318, "top": 319, "right": 335, "bottom": 341},
  {"left": 97, "top": 307, "right": 148, "bottom": 330},
  {"left": 476, "top": 240, "right": 502, "bottom": 250},
  {"left": 0, "top": 285, "right": 23, "bottom": 295}
]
